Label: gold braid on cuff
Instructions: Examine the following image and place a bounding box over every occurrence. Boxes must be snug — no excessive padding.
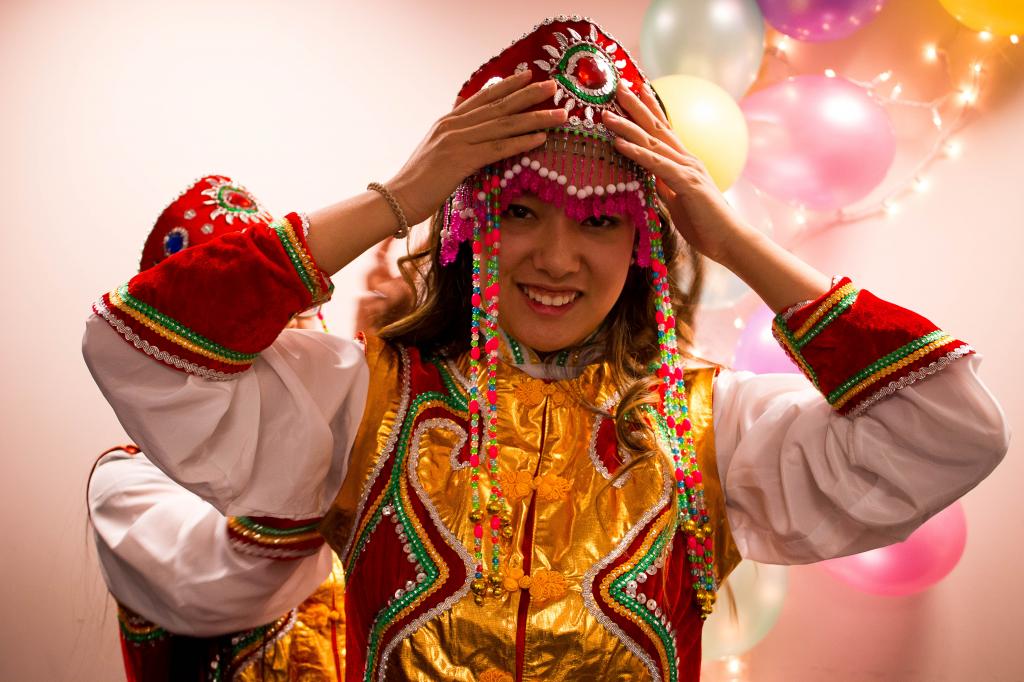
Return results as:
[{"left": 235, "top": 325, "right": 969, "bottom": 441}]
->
[{"left": 367, "top": 182, "right": 410, "bottom": 239}]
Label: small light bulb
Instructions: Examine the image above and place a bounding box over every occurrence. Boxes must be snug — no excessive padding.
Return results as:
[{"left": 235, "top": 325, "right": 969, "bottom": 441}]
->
[
  {"left": 1011, "top": 35, "right": 1020, "bottom": 45},
  {"left": 972, "top": 62, "right": 983, "bottom": 74},
  {"left": 960, "top": 88, "right": 977, "bottom": 105},
  {"left": 775, "top": 35, "right": 790, "bottom": 52},
  {"left": 824, "top": 68, "right": 837, "bottom": 78},
  {"left": 924, "top": 44, "right": 938, "bottom": 61},
  {"left": 979, "top": 31, "right": 993, "bottom": 42},
  {"left": 726, "top": 656, "right": 743, "bottom": 675},
  {"left": 945, "top": 140, "right": 962, "bottom": 158},
  {"left": 884, "top": 201, "right": 900, "bottom": 216},
  {"left": 733, "top": 317, "right": 745, "bottom": 329},
  {"left": 913, "top": 176, "right": 930, "bottom": 193},
  {"left": 794, "top": 210, "right": 807, "bottom": 226},
  {"left": 878, "top": 70, "right": 892, "bottom": 82},
  {"left": 891, "top": 83, "right": 903, "bottom": 99},
  {"left": 932, "top": 110, "right": 943, "bottom": 128}
]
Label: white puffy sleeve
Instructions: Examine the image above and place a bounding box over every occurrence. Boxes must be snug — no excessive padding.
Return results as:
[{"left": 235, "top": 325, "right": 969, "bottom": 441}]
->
[
  {"left": 88, "top": 449, "right": 334, "bottom": 636},
  {"left": 713, "top": 354, "right": 1009, "bottom": 564},
  {"left": 82, "top": 315, "right": 370, "bottom": 519}
]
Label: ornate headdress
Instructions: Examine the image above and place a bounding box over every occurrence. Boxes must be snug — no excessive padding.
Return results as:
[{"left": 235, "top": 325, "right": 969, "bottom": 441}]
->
[
  {"left": 138, "top": 175, "right": 326, "bottom": 327},
  {"left": 445, "top": 16, "right": 718, "bottom": 618},
  {"left": 139, "top": 175, "right": 273, "bottom": 272}
]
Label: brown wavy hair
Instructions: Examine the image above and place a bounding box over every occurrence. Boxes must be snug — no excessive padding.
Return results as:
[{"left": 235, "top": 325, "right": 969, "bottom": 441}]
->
[{"left": 378, "top": 198, "right": 705, "bottom": 468}]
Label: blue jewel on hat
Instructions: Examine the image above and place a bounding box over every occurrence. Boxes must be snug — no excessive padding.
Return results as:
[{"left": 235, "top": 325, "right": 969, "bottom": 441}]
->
[{"left": 163, "top": 227, "right": 190, "bottom": 257}]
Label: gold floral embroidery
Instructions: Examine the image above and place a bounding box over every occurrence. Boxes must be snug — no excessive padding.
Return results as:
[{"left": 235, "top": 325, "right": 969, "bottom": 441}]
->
[
  {"left": 479, "top": 669, "right": 513, "bottom": 682},
  {"left": 498, "top": 470, "right": 534, "bottom": 502},
  {"left": 513, "top": 380, "right": 545, "bottom": 406},
  {"left": 512, "top": 379, "right": 567, "bottom": 406},
  {"left": 546, "top": 384, "right": 568, "bottom": 406},
  {"left": 529, "top": 568, "right": 569, "bottom": 603},
  {"left": 502, "top": 563, "right": 533, "bottom": 592},
  {"left": 533, "top": 473, "right": 570, "bottom": 501}
]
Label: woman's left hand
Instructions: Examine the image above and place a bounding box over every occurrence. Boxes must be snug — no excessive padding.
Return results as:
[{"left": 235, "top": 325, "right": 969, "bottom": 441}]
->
[{"left": 602, "top": 83, "right": 751, "bottom": 269}]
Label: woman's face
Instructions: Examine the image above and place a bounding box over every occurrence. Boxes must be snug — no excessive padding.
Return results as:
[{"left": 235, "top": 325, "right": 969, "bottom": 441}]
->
[{"left": 496, "top": 193, "right": 636, "bottom": 352}]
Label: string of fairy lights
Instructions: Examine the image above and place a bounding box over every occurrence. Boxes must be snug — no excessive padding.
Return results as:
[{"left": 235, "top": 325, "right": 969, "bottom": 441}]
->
[{"left": 757, "top": 27, "right": 1020, "bottom": 234}]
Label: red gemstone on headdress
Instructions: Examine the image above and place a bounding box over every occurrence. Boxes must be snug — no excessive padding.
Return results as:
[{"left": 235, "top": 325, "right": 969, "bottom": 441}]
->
[
  {"left": 223, "top": 189, "right": 255, "bottom": 210},
  {"left": 574, "top": 55, "right": 608, "bottom": 89}
]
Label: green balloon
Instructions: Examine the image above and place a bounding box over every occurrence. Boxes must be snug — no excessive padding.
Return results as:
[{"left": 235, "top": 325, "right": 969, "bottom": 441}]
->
[{"left": 641, "top": 0, "right": 766, "bottom": 99}]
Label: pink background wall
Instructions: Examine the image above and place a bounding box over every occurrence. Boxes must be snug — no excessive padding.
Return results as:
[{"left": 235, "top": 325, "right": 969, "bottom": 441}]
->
[{"left": 0, "top": 1, "right": 1019, "bottom": 679}]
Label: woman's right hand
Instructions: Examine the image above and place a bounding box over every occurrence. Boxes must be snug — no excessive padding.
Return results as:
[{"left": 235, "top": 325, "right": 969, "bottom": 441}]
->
[{"left": 387, "top": 70, "right": 568, "bottom": 226}]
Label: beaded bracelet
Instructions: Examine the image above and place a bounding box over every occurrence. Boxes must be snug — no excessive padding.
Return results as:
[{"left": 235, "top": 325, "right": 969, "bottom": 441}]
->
[{"left": 367, "top": 182, "right": 410, "bottom": 239}]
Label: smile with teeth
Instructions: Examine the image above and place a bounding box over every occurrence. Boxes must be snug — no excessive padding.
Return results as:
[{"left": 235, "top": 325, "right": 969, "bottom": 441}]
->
[{"left": 521, "top": 285, "right": 580, "bottom": 307}]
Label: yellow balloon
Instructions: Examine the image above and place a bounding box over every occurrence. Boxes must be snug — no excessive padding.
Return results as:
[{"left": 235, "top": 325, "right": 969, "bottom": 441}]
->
[
  {"left": 651, "top": 75, "right": 748, "bottom": 191},
  {"left": 938, "top": 0, "right": 1024, "bottom": 35}
]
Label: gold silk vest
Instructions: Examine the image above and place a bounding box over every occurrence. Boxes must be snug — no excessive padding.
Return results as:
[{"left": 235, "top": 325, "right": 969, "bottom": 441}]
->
[{"left": 321, "top": 336, "right": 741, "bottom": 682}]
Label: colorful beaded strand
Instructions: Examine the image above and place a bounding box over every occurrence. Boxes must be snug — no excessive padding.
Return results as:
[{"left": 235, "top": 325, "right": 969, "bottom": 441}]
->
[
  {"left": 468, "top": 175, "right": 486, "bottom": 594},
  {"left": 644, "top": 176, "right": 718, "bottom": 618},
  {"left": 469, "top": 168, "right": 508, "bottom": 604}
]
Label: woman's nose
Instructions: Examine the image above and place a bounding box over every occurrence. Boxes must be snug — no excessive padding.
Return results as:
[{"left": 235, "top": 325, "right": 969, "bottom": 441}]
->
[{"left": 531, "top": 219, "right": 581, "bottom": 278}]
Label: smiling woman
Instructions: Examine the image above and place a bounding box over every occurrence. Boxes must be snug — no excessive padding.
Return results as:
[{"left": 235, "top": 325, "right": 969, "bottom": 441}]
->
[{"left": 81, "top": 14, "right": 1008, "bottom": 682}]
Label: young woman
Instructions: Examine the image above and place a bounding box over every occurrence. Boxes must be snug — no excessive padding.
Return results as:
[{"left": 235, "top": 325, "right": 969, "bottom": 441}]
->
[{"left": 84, "top": 16, "right": 1008, "bottom": 682}]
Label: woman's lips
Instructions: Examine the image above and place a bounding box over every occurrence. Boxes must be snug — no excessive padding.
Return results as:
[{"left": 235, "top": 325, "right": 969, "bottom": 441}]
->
[{"left": 519, "top": 284, "right": 580, "bottom": 315}]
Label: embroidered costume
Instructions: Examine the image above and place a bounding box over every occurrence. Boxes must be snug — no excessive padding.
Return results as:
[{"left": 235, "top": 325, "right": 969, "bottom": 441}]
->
[
  {"left": 90, "top": 449, "right": 347, "bottom": 682},
  {"left": 83, "top": 15, "right": 1007, "bottom": 682}
]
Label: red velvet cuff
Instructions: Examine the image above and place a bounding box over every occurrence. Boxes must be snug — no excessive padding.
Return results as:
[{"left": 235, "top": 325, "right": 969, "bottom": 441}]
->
[
  {"left": 772, "top": 277, "right": 974, "bottom": 416},
  {"left": 226, "top": 515, "right": 326, "bottom": 560},
  {"left": 93, "top": 212, "right": 332, "bottom": 379}
]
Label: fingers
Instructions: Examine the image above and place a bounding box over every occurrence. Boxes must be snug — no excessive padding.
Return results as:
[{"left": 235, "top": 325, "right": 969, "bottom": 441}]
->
[
  {"left": 457, "top": 79, "right": 559, "bottom": 127},
  {"left": 612, "top": 137, "right": 701, "bottom": 195},
  {"left": 603, "top": 110, "right": 690, "bottom": 167},
  {"left": 638, "top": 84, "right": 672, "bottom": 128},
  {"left": 451, "top": 70, "right": 533, "bottom": 115},
  {"left": 460, "top": 108, "right": 567, "bottom": 144},
  {"left": 472, "top": 130, "right": 550, "bottom": 169},
  {"left": 615, "top": 83, "right": 688, "bottom": 157}
]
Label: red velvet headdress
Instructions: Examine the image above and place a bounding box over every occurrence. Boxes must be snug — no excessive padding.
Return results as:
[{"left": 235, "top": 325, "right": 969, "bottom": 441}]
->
[
  {"left": 458, "top": 16, "right": 651, "bottom": 138},
  {"left": 139, "top": 175, "right": 272, "bottom": 272},
  {"left": 440, "top": 16, "right": 660, "bottom": 266}
]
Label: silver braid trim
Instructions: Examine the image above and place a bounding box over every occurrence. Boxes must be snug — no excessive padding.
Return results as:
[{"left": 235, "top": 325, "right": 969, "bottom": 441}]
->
[
  {"left": 847, "top": 344, "right": 974, "bottom": 418},
  {"left": 92, "top": 298, "right": 238, "bottom": 381}
]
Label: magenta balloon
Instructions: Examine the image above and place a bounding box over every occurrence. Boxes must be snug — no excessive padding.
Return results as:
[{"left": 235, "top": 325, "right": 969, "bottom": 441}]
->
[
  {"left": 733, "top": 306, "right": 800, "bottom": 374},
  {"left": 821, "top": 502, "right": 968, "bottom": 597},
  {"left": 741, "top": 75, "right": 896, "bottom": 211},
  {"left": 757, "top": 0, "right": 887, "bottom": 42}
]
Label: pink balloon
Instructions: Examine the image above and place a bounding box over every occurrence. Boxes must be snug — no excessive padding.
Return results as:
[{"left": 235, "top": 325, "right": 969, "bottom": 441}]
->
[
  {"left": 820, "top": 502, "right": 968, "bottom": 596},
  {"left": 757, "top": 0, "right": 887, "bottom": 42},
  {"left": 733, "top": 306, "right": 800, "bottom": 374},
  {"left": 741, "top": 75, "right": 896, "bottom": 210}
]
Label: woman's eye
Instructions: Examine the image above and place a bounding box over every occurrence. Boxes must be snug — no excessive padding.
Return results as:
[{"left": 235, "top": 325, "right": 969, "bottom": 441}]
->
[
  {"left": 503, "top": 204, "right": 533, "bottom": 220},
  {"left": 582, "top": 215, "right": 621, "bottom": 228}
]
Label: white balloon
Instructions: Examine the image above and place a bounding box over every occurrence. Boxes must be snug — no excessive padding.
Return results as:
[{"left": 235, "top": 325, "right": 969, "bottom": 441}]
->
[
  {"left": 641, "top": 0, "right": 766, "bottom": 99},
  {"left": 701, "top": 560, "right": 788, "bottom": 660}
]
